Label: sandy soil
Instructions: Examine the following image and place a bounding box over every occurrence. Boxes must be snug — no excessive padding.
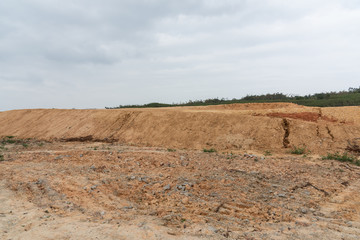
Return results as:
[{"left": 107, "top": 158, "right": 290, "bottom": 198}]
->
[
  {"left": 0, "top": 141, "right": 360, "bottom": 239},
  {"left": 0, "top": 103, "right": 360, "bottom": 239},
  {"left": 0, "top": 103, "right": 359, "bottom": 154}
]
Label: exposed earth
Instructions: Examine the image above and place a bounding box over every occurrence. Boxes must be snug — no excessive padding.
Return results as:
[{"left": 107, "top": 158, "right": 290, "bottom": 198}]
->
[{"left": 0, "top": 103, "right": 360, "bottom": 239}]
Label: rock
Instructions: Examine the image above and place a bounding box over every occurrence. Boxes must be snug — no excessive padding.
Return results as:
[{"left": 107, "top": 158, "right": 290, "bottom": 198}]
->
[
  {"left": 278, "top": 193, "right": 286, "bottom": 198},
  {"left": 177, "top": 184, "right": 186, "bottom": 191},
  {"left": 209, "top": 192, "right": 218, "bottom": 197},
  {"left": 300, "top": 208, "right": 308, "bottom": 214},
  {"left": 207, "top": 226, "right": 219, "bottom": 233},
  {"left": 163, "top": 184, "right": 171, "bottom": 191},
  {"left": 181, "top": 197, "right": 189, "bottom": 204}
]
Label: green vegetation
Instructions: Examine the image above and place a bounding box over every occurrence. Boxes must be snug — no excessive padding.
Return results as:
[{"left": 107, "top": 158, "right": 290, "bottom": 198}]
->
[
  {"left": 203, "top": 148, "right": 217, "bottom": 153},
  {"left": 290, "top": 146, "right": 307, "bottom": 155},
  {"left": 1, "top": 136, "right": 16, "bottom": 144},
  {"left": 0, "top": 136, "right": 42, "bottom": 149},
  {"left": 106, "top": 87, "right": 360, "bottom": 109},
  {"left": 167, "top": 148, "right": 176, "bottom": 152},
  {"left": 322, "top": 152, "right": 360, "bottom": 166},
  {"left": 264, "top": 150, "right": 272, "bottom": 156},
  {"left": 0, "top": 154, "right": 4, "bottom": 161}
]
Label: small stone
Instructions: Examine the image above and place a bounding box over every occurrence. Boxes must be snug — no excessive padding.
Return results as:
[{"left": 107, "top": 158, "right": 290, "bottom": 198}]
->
[
  {"left": 181, "top": 197, "right": 189, "bottom": 204},
  {"left": 163, "top": 184, "right": 171, "bottom": 191},
  {"left": 278, "top": 193, "right": 286, "bottom": 198},
  {"left": 300, "top": 208, "right": 308, "bottom": 214},
  {"left": 208, "top": 226, "right": 218, "bottom": 233}
]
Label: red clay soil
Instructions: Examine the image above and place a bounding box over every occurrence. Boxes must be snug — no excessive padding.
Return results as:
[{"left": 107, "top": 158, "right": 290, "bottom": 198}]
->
[{"left": 266, "top": 112, "right": 338, "bottom": 123}]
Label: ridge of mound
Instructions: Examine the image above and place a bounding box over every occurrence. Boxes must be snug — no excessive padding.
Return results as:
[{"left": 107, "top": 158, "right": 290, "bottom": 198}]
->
[{"left": 0, "top": 103, "right": 359, "bottom": 154}]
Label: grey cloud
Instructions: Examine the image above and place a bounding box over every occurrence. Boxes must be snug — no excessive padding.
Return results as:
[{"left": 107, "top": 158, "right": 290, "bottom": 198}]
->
[{"left": 0, "top": 0, "right": 360, "bottom": 110}]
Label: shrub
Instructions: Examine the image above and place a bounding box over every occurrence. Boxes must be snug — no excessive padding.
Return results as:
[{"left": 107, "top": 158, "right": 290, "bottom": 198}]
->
[
  {"left": 203, "top": 148, "right": 217, "bottom": 153},
  {"left": 322, "top": 152, "right": 359, "bottom": 165},
  {"left": 264, "top": 150, "right": 272, "bottom": 156},
  {"left": 167, "top": 148, "right": 176, "bottom": 152},
  {"left": 0, "top": 154, "right": 4, "bottom": 161},
  {"left": 290, "top": 146, "right": 306, "bottom": 155}
]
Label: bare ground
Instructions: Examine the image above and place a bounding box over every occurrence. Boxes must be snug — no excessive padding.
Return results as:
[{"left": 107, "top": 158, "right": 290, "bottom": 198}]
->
[{"left": 1, "top": 141, "right": 360, "bottom": 239}]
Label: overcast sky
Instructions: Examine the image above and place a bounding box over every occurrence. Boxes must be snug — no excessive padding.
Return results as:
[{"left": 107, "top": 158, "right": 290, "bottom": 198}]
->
[{"left": 1, "top": 0, "right": 360, "bottom": 110}]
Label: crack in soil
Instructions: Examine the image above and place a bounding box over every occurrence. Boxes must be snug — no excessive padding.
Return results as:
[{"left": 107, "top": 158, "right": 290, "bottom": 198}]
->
[
  {"left": 326, "top": 126, "right": 335, "bottom": 141},
  {"left": 282, "top": 118, "right": 290, "bottom": 148}
]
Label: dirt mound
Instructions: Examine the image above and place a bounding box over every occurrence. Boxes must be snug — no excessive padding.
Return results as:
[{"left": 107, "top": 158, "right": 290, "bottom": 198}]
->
[{"left": 0, "top": 103, "right": 359, "bottom": 154}]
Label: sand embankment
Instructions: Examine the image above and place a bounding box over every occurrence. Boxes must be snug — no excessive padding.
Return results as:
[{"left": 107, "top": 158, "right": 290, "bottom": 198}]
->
[{"left": 0, "top": 103, "right": 359, "bottom": 153}]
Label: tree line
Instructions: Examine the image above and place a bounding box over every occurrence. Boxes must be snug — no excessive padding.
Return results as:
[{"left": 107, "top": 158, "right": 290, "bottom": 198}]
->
[{"left": 106, "top": 87, "right": 360, "bottom": 109}]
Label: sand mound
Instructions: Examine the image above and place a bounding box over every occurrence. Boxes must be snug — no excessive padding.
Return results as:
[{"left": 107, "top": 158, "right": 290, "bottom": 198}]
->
[{"left": 0, "top": 103, "right": 359, "bottom": 154}]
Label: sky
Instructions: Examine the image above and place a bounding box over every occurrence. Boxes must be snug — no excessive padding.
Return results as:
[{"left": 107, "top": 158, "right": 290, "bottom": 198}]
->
[{"left": 1, "top": 0, "right": 360, "bottom": 110}]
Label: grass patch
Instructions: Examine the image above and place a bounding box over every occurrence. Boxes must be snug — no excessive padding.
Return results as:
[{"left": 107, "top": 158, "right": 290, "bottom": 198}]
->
[
  {"left": 203, "top": 148, "right": 217, "bottom": 153},
  {"left": 1, "top": 136, "right": 16, "bottom": 144},
  {"left": 264, "top": 150, "right": 272, "bottom": 156},
  {"left": 322, "top": 152, "right": 360, "bottom": 166},
  {"left": 290, "top": 146, "right": 307, "bottom": 155},
  {"left": 167, "top": 148, "right": 176, "bottom": 152},
  {"left": 1, "top": 136, "right": 44, "bottom": 148},
  {"left": 0, "top": 154, "right": 4, "bottom": 161}
]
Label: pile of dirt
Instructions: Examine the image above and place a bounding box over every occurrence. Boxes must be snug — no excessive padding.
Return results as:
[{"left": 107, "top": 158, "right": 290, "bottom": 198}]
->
[{"left": 0, "top": 103, "right": 359, "bottom": 154}]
